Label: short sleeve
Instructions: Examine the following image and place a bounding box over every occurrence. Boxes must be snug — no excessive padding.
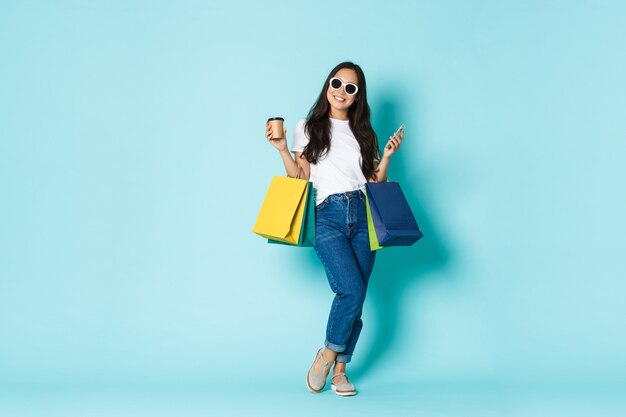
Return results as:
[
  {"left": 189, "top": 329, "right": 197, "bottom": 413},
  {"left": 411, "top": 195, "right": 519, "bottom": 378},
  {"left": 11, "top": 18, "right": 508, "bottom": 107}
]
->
[{"left": 291, "top": 119, "right": 309, "bottom": 153}]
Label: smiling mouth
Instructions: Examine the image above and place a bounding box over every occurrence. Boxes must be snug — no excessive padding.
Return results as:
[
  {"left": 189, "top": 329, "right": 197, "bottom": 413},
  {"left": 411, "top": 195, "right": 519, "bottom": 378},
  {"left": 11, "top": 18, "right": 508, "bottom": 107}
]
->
[{"left": 334, "top": 95, "right": 346, "bottom": 102}]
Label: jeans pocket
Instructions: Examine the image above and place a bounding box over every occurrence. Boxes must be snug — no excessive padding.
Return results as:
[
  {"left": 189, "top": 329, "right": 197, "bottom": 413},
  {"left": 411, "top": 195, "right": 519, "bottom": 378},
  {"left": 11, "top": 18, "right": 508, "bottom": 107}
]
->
[{"left": 316, "top": 197, "right": 330, "bottom": 211}]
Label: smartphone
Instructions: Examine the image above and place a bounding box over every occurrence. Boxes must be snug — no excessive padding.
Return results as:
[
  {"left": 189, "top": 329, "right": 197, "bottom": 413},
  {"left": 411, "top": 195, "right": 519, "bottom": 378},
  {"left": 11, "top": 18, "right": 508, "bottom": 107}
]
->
[
  {"left": 386, "top": 124, "right": 405, "bottom": 149},
  {"left": 394, "top": 124, "right": 405, "bottom": 136}
]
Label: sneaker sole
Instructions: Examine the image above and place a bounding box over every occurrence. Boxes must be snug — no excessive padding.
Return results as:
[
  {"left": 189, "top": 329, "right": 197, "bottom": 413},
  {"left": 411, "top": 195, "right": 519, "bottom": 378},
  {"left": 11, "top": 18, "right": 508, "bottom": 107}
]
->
[{"left": 331, "top": 384, "right": 357, "bottom": 396}]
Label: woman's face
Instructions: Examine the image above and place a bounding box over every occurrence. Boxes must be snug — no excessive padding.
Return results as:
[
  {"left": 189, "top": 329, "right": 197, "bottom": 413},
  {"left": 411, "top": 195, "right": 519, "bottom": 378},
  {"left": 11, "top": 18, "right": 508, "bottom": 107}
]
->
[{"left": 326, "top": 68, "right": 359, "bottom": 116}]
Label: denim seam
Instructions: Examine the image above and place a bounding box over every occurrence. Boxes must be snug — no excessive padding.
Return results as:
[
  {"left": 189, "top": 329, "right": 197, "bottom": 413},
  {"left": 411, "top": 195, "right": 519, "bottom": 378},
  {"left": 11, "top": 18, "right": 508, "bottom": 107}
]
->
[
  {"left": 346, "top": 195, "right": 350, "bottom": 228},
  {"left": 329, "top": 294, "right": 341, "bottom": 343},
  {"left": 314, "top": 244, "right": 339, "bottom": 342}
]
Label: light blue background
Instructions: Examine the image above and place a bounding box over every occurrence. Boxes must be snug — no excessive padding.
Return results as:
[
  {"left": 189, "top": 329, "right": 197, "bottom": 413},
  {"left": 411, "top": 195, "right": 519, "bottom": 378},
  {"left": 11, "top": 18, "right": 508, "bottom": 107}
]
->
[{"left": 2, "top": 1, "right": 625, "bottom": 415}]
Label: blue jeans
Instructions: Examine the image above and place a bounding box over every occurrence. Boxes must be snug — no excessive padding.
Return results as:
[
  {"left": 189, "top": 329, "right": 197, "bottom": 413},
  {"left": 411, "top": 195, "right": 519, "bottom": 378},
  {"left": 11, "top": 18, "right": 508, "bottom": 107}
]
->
[{"left": 314, "top": 190, "right": 376, "bottom": 364}]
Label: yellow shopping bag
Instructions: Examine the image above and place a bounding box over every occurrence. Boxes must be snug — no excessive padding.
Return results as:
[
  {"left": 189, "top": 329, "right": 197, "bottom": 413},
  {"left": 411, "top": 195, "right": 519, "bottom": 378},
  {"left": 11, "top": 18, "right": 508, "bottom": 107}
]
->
[{"left": 252, "top": 176, "right": 310, "bottom": 245}]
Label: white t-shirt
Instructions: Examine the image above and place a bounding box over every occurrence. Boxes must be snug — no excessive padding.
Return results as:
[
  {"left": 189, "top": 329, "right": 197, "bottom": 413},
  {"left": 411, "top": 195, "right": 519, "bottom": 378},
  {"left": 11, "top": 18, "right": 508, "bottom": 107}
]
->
[{"left": 291, "top": 118, "right": 368, "bottom": 206}]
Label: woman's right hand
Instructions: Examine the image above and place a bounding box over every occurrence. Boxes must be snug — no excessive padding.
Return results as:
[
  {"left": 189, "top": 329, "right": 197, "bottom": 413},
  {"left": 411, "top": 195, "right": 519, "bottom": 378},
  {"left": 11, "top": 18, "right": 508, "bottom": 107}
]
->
[{"left": 265, "top": 122, "right": 288, "bottom": 152}]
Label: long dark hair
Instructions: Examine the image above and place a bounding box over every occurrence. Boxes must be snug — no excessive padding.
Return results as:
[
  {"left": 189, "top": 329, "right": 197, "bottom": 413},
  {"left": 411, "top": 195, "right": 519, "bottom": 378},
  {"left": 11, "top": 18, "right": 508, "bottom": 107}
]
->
[{"left": 302, "top": 62, "right": 380, "bottom": 180}]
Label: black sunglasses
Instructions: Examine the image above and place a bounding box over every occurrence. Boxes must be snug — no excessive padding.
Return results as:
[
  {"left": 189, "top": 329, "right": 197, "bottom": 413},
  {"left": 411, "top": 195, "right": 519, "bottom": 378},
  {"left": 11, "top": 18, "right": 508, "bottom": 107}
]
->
[{"left": 329, "top": 77, "right": 359, "bottom": 96}]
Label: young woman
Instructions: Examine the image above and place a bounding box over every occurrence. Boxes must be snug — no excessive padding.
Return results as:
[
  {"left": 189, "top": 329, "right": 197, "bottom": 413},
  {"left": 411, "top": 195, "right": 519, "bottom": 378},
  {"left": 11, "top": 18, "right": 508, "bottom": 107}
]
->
[{"left": 265, "top": 62, "right": 403, "bottom": 396}]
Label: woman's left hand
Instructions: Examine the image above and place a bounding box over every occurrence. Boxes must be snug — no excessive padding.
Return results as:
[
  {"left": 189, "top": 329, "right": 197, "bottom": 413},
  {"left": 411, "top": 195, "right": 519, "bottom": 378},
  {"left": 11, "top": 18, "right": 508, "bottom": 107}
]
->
[{"left": 382, "top": 128, "right": 404, "bottom": 159}]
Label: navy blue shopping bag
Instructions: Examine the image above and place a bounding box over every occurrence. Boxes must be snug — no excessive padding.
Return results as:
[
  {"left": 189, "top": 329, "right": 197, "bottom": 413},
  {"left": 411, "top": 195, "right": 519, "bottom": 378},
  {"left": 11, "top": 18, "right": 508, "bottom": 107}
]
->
[{"left": 365, "top": 182, "right": 423, "bottom": 246}]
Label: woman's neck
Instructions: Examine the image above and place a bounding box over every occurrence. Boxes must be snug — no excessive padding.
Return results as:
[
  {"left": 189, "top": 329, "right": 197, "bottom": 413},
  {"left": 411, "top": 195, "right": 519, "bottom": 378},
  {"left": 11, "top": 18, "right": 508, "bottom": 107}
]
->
[{"left": 329, "top": 109, "right": 349, "bottom": 120}]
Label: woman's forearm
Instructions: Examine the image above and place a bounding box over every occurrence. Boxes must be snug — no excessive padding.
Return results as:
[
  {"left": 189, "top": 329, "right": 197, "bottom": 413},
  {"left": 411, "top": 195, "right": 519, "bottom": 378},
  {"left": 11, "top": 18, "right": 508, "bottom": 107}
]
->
[
  {"left": 372, "top": 156, "right": 391, "bottom": 182},
  {"left": 278, "top": 148, "right": 300, "bottom": 178}
]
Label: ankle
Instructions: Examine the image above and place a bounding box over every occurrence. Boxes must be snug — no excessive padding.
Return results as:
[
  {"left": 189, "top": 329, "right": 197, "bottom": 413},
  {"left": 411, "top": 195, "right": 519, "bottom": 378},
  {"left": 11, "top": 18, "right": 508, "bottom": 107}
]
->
[
  {"left": 322, "top": 348, "right": 337, "bottom": 362},
  {"left": 333, "top": 363, "right": 346, "bottom": 374}
]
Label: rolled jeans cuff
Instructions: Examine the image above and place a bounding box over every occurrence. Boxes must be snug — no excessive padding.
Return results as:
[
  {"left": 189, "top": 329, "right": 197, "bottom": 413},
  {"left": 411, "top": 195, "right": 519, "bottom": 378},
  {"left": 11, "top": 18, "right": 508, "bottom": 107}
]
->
[
  {"left": 324, "top": 340, "right": 346, "bottom": 354},
  {"left": 336, "top": 353, "right": 352, "bottom": 363}
]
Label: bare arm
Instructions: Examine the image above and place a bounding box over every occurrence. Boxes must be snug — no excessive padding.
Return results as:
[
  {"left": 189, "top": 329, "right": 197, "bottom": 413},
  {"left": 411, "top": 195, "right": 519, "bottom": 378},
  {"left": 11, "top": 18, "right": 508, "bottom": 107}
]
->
[
  {"left": 266, "top": 123, "right": 310, "bottom": 179},
  {"left": 368, "top": 128, "right": 404, "bottom": 182},
  {"left": 371, "top": 157, "right": 390, "bottom": 182}
]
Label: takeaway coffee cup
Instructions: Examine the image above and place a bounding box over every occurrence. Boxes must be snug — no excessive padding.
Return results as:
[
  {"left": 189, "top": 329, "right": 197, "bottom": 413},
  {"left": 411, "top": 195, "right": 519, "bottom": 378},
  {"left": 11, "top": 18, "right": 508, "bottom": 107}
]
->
[{"left": 267, "top": 117, "right": 284, "bottom": 140}]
